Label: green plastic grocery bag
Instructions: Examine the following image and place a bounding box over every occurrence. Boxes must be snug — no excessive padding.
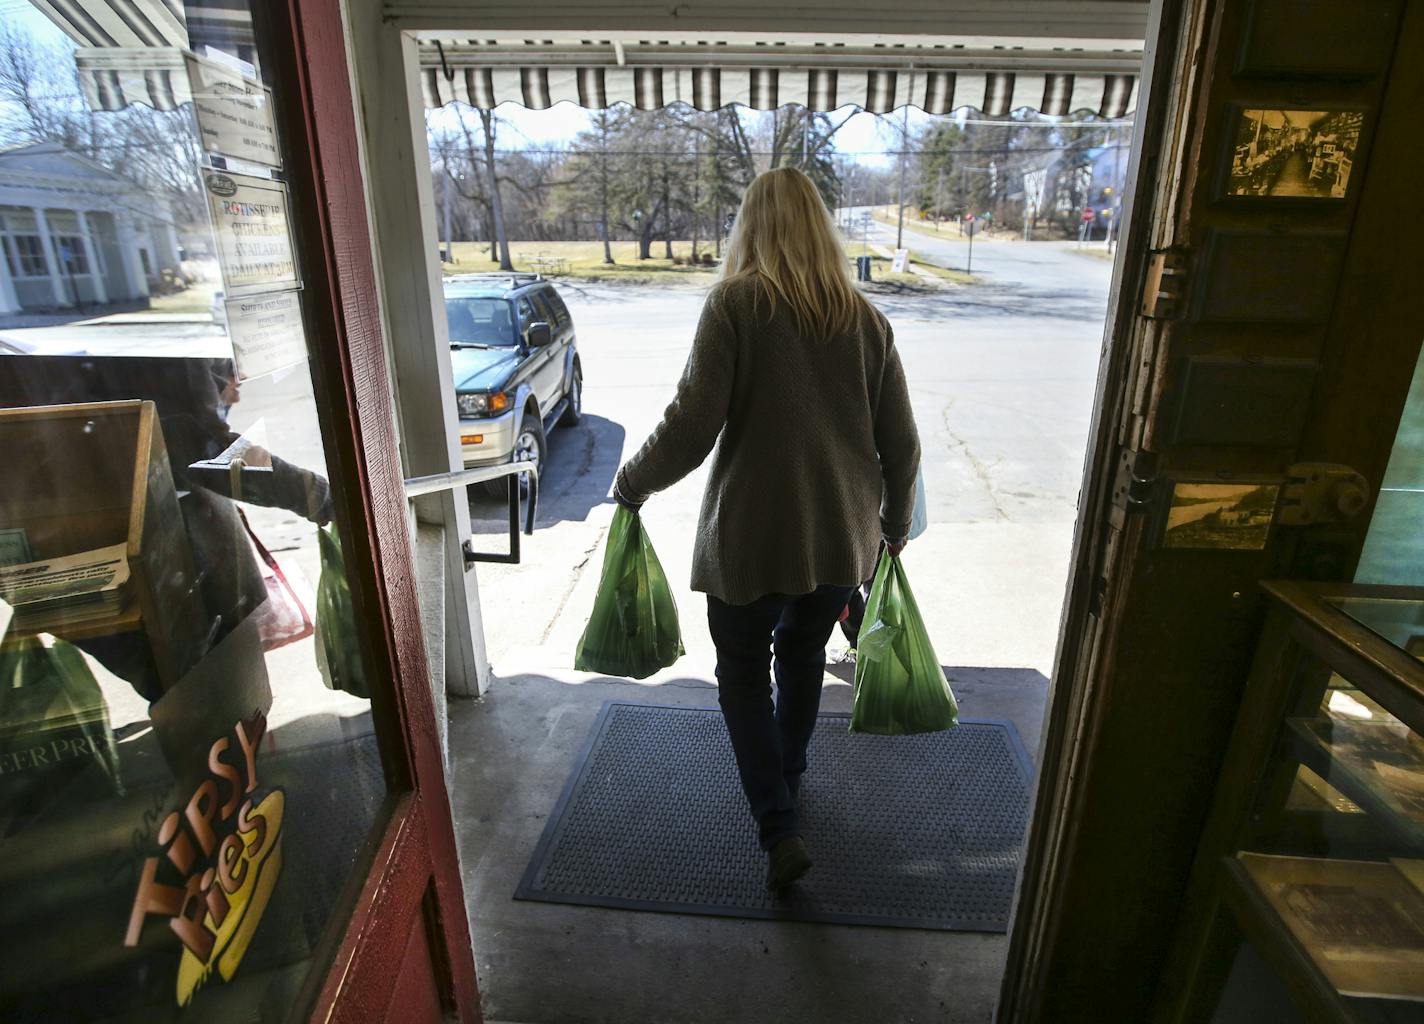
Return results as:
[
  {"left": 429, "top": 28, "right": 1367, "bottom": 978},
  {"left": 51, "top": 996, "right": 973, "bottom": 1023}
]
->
[
  {"left": 314, "top": 521, "right": 370, "bottom": 699},
  {"left": 574, "top": 506, "right": 684, "bottom": 679},
  {"left": 850, "top": 553, "right": 959, "bottom": 735}
]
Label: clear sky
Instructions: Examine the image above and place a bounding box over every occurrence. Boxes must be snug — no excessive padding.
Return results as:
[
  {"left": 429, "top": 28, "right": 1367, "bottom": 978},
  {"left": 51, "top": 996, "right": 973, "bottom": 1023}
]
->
[
  {"left": 9, "top": 3, "right": 1032, "bottom": 169},
  {"left": 2, "top": 0, "right": 67, "bottom": 45}
]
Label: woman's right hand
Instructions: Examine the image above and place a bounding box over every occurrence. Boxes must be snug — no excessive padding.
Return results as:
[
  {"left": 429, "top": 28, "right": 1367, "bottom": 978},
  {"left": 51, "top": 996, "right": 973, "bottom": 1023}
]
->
[{"left": 885, "top": 537, "right": 907, "bottom": 558}]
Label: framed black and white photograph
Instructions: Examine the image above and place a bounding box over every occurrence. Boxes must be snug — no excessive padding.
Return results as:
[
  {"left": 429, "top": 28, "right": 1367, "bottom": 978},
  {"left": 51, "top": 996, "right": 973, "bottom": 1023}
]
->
[
  {"left": 1161, "top": 481, "right": 1280, "bottom": 551},
  {"left": 1225, "top": 107, "right": 1365, "bottom": 201}
]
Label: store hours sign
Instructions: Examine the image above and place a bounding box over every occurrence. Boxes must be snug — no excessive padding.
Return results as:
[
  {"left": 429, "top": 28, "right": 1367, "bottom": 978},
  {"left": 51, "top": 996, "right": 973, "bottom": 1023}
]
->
[
  {"left": 225, "top": 289, "right": 306, "bottom": 382},
  {"left": 204, "top": 171, "right": 300, "bottom": 297},
  {"left": 186, "top": 54, "right": 280, "bottom": 168}
]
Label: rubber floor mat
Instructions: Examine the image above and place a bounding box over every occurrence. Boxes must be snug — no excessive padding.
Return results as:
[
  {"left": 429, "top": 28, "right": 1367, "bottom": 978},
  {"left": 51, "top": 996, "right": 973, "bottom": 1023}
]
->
[{"left": 515, "top": 702, "right": 1032, "bottom": 931}]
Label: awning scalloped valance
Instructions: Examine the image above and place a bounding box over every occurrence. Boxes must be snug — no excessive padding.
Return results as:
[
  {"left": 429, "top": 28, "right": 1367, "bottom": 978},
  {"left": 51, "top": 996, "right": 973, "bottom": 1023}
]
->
[
  {"left": 418, "top": 64, "right": 1137, "bottom": 118},
  {"left": 74, "top": 47, "right": 189, "bottom": 111},
  {"left": 71, "top": 46, "right": 1137, "bottom": 120}
]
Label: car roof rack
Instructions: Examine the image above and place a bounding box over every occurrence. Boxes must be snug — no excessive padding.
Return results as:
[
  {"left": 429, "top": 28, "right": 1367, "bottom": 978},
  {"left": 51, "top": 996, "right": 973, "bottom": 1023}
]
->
[{"left": 446, "top": 271, "right": 544, "bottom": 286}]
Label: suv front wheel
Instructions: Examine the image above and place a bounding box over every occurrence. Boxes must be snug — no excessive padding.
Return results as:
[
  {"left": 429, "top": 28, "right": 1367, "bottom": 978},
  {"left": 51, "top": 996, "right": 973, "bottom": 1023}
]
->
[
  {"left": 511, "top": 411, "right": 545, "bottom": 497},
  {"left": 479, "top": 410, "right": 545, "bottom": 499}
]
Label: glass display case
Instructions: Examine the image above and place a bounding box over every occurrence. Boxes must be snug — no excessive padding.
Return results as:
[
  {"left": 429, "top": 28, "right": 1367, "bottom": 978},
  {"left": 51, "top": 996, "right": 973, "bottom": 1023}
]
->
[{"left": 1169, "top": 581, "right": 1424, "bottom": 1024}]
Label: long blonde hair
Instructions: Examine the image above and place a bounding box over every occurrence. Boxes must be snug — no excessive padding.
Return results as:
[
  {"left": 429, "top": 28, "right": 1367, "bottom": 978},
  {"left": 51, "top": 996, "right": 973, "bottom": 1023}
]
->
[{"left": 721, "top": 166, "right": 872, "bottom": 337}]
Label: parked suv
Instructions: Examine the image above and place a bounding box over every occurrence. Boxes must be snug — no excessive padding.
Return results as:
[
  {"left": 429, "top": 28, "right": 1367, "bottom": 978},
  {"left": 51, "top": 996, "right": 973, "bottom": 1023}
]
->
[{"left": 444, "top": 273, "right": 582, "bottom": 490}]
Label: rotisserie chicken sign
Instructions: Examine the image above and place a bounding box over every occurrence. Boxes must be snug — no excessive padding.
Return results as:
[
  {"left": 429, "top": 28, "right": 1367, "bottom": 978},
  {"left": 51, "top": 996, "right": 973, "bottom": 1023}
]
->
[{"left": 124, "top": 715, "right": 284, "bottom": 1006}]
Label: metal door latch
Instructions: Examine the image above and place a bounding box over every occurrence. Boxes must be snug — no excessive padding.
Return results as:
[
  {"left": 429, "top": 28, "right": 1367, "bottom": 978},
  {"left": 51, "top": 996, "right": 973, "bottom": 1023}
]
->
[
  {"left": 1277, "top": 463, "right": 1370, "bottom": 526},
  {"left": 1141, "top": 249, "right": 1188, "bottom": 319}
]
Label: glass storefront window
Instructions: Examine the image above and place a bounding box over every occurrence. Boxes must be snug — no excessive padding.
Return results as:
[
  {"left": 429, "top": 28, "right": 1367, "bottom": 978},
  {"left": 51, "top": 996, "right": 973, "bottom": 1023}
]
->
[
  {"left": 0, "top": 2, "right": 389, "bottom": 1020},
  {"left": 1356, "top": 339, "right": 1424, "bottom": 586}
]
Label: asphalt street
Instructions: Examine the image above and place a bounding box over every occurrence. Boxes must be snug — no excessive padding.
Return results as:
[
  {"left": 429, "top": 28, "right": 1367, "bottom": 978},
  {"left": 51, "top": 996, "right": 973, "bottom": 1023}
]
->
[
  {"left": 4, "top": 236, "right": 1115, "bottom": 688},
  {"left": 475, "top": 237, "right": 1114, "bottom": 680}
]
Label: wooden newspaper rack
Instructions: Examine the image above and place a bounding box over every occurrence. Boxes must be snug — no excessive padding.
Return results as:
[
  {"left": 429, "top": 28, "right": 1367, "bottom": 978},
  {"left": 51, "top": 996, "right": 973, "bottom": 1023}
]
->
[{"left": 0, "top": 401, "right": 205, "bottom": 693}]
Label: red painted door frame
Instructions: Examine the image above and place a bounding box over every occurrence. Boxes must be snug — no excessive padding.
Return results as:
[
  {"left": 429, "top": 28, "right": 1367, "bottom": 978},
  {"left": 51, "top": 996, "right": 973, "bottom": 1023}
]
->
[{"left": 258, "top": 1, "right": 481, "bottom": 1020}]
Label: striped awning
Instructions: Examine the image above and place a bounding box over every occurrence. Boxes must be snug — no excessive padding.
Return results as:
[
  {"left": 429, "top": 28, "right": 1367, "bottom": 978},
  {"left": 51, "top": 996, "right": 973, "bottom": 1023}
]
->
[
  {"left": 42, "top": 5, "right": 1141, "bottom": 119},
  {"left": 416, "top": 38, "right": 1141, "bottom": 118},
  {"left": 74, "top": 46, "right": 189, "bottom": 111},
  {"left": 420, "top": 65, "right": 1137, "bottom": 119},
  {"left": 37, "top": 0, "right": 258, "bottom": 112},
  {"left": 30, "top": 0, "right": 187, "bottom": 49}
]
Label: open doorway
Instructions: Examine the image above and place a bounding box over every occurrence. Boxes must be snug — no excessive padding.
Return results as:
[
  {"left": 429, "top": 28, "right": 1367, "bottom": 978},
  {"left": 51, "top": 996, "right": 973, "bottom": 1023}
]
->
[
  {"left": 357, "top": 20, "right": 1147, "bottom": 1024},
  {"left": 437, "top": 101, "right": 1132, "bottom": 690}
]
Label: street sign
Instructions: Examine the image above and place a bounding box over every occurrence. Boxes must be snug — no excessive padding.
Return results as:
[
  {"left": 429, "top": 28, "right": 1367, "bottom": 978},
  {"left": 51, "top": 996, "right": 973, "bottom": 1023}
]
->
[
  {"left": 1102, "top": 208, "right": 1115, "bottom": 219},
  {"left": 1022, "top": 168, "right": 1048, "bottom": 212},
  {"left": 965, "top": 213, "right": 975, "bottom": 222},
  {"left": 1082, "top": 208, "right": 1096, "bottom": 221}
]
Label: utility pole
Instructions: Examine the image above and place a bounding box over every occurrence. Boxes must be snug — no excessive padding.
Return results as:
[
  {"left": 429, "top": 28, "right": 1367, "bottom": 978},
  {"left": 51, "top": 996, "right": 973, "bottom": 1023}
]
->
[
  {"left": 691, "top": 137, "right": 701, "bottom": 262},
  {"left": 844, "top": 164, "right": 855, "bottom": 229},
  {"left": 895, "top": 104, "right": 910, "bottom": 250},
  {"left": 598, "top": 114, "right": 613, "bottom": 264},
  {"left": 934, "top": 162, "right": 945, "bottom": 228},
  {"left": 441, "top": 165, "right": 452, "bottom": 263}
]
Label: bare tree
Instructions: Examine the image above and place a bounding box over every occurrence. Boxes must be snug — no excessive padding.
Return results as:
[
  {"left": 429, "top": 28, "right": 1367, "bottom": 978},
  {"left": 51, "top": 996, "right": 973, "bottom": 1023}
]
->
[
  {"left": 0, "top": 26, "right": 100, "bottom": 155},
  {"left": 0, "top": 28, "right": 207, "bottom": 239},
  {"left": 432, "top": 104, "right": 514, "bottom": 269}
]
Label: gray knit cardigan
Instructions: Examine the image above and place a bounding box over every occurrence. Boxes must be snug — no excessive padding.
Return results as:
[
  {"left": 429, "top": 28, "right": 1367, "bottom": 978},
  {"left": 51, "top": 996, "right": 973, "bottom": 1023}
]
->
[{"left": 615, "top": 275, "right": 921, "bottom": 606}]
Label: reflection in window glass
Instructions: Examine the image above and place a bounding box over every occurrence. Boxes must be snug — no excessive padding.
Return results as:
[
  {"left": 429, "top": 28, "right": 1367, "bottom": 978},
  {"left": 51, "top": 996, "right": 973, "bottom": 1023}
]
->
[
  {"left": 1357, "top": 340, "right": 1424, "bottom": 585},
  {"left": 0, "top": 2, "right": 388, "bottom": 1020}
]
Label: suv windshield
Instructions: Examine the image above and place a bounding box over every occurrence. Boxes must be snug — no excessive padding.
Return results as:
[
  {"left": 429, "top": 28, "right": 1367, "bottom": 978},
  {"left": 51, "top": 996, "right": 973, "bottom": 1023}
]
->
[{"left": 446, "top": 297, "right": 517, "bottom": 346}]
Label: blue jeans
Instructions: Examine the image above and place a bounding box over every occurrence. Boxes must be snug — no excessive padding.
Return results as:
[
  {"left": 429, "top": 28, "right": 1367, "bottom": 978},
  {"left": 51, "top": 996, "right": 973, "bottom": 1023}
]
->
[{"left": 706, "top": 584, "right": 856, "bottom": 850}]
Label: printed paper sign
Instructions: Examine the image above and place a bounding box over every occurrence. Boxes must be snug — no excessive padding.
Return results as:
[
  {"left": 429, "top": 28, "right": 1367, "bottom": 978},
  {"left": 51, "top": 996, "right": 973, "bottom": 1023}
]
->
[
  {"left": 0, "top": 543, "right": 129, "bottom": 608},
  {"left": 205, "top": 171, "right": 300, "bottom": 297},
  {"left": 225, "top": 289, "right": 307, "bottom": 381},
  {"left": 186, "top": 54, "right": 280, "bottom": 167},
  {"left": 892, "top": 248, "right": 910, "bottom": 273}
]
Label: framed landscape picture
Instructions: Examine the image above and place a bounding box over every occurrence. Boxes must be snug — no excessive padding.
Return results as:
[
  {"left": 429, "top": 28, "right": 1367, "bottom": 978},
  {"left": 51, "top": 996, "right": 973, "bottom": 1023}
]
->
[
  {"left": 1223, "top": 107, "right": 1366, "bottom": 202},
  {"left": 1160, "top": 481, "right": 1280, "bottom": 550}
]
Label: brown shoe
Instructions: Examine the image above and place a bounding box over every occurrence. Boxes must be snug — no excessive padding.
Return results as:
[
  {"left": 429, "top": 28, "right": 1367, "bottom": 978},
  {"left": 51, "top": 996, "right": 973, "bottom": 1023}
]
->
[{"left": 767, "top": 836, "right": 812, "bottom": 892}]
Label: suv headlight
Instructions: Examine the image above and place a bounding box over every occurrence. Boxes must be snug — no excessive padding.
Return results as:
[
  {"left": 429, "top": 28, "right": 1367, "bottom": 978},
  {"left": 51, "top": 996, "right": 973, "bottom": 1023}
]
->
[
  {"left": 457, "top": 391, "right": 511, "bottom": 418},
  {"left": 457, "top": 392, "right": 486, "bottom": 417}
]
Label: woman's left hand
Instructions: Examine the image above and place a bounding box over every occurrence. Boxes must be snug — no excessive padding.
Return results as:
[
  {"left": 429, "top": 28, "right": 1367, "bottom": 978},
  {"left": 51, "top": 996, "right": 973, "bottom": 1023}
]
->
[{"left": 613, "top": 481, "right": 644, "bottom": 513}]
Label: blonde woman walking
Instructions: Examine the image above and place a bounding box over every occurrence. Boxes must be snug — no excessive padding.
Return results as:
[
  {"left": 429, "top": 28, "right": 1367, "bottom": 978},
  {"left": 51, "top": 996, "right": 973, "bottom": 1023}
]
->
[{"left": 614, "top": 167, "right": 921, "bottom": 892}]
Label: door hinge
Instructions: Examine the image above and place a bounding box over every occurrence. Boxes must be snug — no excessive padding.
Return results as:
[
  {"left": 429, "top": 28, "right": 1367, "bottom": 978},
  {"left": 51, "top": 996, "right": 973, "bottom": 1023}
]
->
[
  {"left": 1277, "top": 463, "right": 1370, "bottom": 526},
  {"left": 1141, "top": 248, "right": 1189, "bottom": 320},
  {"left": 1112, "top": 446, "right": 1160, "bottom": 515}
]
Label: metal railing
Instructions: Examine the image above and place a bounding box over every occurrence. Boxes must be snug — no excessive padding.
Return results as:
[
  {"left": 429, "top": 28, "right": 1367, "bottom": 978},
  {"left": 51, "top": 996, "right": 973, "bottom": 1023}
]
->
[{"left": 404, "top": 461, "right": 538, "bottom": 565}]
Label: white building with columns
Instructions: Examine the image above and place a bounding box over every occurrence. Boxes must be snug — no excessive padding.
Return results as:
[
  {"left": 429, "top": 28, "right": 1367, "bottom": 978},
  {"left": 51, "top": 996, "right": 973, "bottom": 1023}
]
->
[{"left": 0, "top": 142, "right": 181, "bottom": 317}]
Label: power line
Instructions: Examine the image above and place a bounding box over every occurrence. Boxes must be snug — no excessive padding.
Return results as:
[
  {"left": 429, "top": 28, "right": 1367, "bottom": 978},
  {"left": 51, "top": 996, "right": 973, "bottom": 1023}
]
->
[{"left": 468, "top": 144, "right": 1131, "bottom": 158}]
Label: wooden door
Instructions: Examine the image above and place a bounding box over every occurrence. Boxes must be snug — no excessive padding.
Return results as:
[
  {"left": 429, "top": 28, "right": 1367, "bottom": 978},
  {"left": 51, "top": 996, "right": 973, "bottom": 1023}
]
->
[
  {"left": 261, "top": 2, "right": 481, "bottom": 1021},
  {"left": 999, "top": 0, "right": 1423, "bottom": 1020}
]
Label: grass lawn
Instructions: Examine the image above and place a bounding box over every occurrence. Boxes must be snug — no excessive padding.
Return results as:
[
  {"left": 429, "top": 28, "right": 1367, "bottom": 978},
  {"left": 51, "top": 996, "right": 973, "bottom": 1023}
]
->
[
  {"left": 442, "top": 237, "right": 977, "bottom": 292},
  {"left": 844, "top": 237, "right": 978, "bottom": 287},
  {"left": 442, "top": 240, "right": 718, "bottom": 283},
  {"left": 907, "top": 254, "right": 977, "bottom": 286}
]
